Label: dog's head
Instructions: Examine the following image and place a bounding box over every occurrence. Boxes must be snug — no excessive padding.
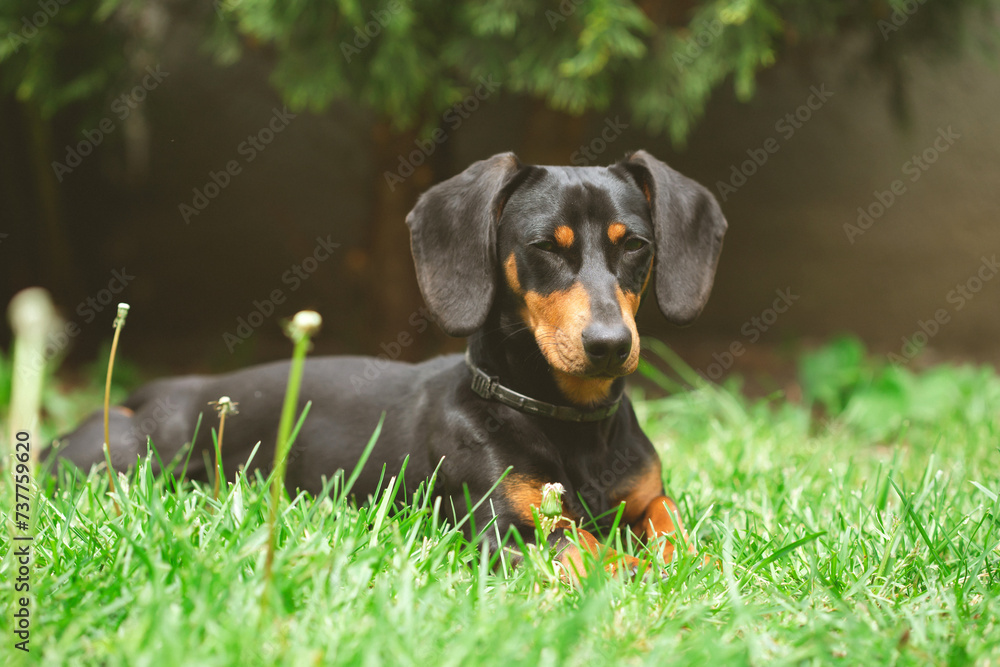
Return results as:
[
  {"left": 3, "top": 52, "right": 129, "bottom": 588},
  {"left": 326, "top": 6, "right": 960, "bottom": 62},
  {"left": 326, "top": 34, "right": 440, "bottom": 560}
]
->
[{"left": 406, "top": 151, "right": 727, "bottom": 404}]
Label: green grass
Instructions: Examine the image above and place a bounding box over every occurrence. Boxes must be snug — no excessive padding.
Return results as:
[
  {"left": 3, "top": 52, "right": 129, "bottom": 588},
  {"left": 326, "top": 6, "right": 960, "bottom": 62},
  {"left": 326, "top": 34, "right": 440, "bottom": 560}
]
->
[{"left": 3, "top": 337, "right": 1000, "bottom": 665}]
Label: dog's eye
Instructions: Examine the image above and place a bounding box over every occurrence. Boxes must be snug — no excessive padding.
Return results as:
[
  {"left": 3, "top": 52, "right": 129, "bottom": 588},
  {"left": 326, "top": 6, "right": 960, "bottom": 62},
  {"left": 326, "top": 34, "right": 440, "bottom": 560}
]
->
[
  {"left": 624, "top": 238, "right": 647, "bottom": 252},
  {"left": 531, "top": 240, "right": 557, "bottom": 253}
]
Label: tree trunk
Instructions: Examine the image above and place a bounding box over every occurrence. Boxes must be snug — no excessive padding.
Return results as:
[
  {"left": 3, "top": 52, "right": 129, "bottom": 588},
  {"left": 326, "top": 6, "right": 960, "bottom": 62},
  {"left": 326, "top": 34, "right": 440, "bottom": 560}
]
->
[
  {"left": 366, "top": 122, "right": 438, "bottom": 359},
  {"left": 23, "top": 103, "right": 76, "bottom": 296}
]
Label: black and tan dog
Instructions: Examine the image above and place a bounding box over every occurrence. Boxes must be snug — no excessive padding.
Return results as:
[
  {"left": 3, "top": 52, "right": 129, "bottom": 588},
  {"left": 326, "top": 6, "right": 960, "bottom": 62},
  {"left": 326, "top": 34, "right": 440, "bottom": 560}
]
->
[{"left": 52, "top": 150, "right": 726, "bottom": 575}]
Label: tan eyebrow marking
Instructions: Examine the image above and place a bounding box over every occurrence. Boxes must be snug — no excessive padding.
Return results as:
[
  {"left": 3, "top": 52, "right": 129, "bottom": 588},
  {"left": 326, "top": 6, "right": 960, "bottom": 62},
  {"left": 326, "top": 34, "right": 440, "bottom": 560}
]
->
[
  {"left": 505, "top": 253, "right": 522, "bottom": 294},
  {"left": 607, "top": 222, "right": 627, "bottom": 244},
  {"left": 554, "top": 226, "right": 575, "bottom": 248}
]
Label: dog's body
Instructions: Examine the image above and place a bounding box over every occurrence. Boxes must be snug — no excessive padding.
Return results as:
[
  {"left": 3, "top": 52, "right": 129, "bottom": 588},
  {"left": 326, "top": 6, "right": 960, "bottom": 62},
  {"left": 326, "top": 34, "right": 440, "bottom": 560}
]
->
[{"left": 52, "top": 150, "right": 727, "bottom": 573}]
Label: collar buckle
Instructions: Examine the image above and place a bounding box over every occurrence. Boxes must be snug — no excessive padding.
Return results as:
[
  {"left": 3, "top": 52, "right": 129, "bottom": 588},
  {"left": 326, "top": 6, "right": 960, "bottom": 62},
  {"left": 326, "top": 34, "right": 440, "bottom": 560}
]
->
[{"left": 470, "top": 366, "right": 499, "bottom": 399}]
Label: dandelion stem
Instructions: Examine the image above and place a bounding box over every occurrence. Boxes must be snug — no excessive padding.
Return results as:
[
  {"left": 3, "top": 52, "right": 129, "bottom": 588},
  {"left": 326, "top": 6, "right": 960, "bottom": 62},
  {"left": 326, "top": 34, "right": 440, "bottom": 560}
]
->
[
  {"left": 103, "top": 303, "right": 129, "bottom": 515},
  {"left": 263, "top": 311, "right": 321, "bottom": 593}
]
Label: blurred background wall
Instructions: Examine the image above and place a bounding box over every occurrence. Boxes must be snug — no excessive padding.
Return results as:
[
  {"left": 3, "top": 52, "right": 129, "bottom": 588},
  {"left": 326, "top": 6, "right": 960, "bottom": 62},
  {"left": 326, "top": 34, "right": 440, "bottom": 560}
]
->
[{"left": 1, "top": 4, "right": 998, "bottom": 384}]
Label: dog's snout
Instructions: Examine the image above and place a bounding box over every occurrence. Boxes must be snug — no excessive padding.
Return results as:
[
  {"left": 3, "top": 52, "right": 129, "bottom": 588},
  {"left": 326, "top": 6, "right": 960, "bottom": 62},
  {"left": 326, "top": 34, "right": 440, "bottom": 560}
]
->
[{"left": 582, "top": 323, "right": 632, "bottom": 372}]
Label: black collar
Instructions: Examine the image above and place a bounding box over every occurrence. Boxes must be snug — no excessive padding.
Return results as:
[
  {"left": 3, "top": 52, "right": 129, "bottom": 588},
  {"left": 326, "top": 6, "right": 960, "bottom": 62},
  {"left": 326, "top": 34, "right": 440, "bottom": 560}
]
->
[{"left": 464, "top": 351, "right": 622, "bottom": 422}]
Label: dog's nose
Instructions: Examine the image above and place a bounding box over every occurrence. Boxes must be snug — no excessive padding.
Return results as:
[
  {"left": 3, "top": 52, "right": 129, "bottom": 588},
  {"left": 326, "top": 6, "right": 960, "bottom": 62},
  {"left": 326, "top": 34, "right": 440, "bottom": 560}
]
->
[{"left": 582, "top": 323, "right": 632, "bottom": 372}]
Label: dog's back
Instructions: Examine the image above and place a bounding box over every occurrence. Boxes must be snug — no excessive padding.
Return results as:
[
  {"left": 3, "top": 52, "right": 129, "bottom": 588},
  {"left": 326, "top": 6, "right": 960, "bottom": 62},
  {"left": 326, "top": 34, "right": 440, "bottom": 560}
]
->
[{"left": 53, "top": 354, "right": 465, "bottom": 496}]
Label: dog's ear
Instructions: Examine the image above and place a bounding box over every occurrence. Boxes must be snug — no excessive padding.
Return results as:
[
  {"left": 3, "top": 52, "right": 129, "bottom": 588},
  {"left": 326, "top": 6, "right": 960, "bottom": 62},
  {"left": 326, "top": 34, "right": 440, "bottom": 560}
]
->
[
  {"left": 620, "top": 150, "right": 728, "bottom": 326},
  {"left": 406, "top": 152, "right": 525, "bottom": 337}
]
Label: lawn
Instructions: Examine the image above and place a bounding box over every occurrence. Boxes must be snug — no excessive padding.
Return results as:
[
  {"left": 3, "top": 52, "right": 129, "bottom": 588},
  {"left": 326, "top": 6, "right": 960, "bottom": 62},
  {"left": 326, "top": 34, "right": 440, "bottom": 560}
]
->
[{"left": 2, "top": 337, "right": 1000, "bottom": 666}]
